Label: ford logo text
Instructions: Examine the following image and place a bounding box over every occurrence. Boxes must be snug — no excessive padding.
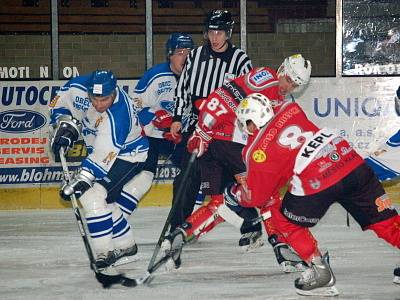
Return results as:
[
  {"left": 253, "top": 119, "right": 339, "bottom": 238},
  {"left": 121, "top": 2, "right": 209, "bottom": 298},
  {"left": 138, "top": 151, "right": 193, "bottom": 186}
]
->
[{"left": 0, "top": 109, "right": 47, "bottom": 133}]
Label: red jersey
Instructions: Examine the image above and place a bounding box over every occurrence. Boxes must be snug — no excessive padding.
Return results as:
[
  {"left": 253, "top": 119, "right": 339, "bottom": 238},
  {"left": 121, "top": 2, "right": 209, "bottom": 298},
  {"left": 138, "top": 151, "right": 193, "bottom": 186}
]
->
[
  {"left": 197, "top": 67, "right": 284, "bottom": 145},
  {"left": 241, "top": 102, "right": 364, "bottom": 208}
]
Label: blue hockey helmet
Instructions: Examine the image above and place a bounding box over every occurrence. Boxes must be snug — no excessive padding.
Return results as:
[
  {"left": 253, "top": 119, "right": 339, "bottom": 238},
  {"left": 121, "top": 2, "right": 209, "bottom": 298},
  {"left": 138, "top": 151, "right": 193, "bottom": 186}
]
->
[
  {"left": 166, "top": 33, "right": 194, "bottom": 58},
  {"left": 88, "top": 70, "right": 117, "bottom": 97},
  {"left": 204, "top": 10, "right": 234, "bottom": 38}
]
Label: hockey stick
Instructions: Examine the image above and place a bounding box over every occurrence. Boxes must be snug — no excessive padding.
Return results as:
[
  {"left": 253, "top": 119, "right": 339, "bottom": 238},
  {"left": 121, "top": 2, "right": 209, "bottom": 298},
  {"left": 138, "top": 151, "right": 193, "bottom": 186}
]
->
[
  {"left": 59, "top": 147, "right": 138, "bottom": 288},
  {"left": 140, "top": 151, "right": 198, "bottom": 283}
]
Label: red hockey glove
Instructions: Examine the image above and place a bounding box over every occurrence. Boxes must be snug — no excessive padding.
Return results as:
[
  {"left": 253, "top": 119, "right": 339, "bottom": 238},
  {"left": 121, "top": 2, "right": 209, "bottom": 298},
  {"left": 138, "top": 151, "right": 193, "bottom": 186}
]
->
[
  {"left": 163, "top": 131, "right": 182, "bottom": 144},
  {"left": 187, "top": 126, "right": 213, "bottom": 157},
  {"left": 152, "top": 110, "right": 172, "bottom": 129}
]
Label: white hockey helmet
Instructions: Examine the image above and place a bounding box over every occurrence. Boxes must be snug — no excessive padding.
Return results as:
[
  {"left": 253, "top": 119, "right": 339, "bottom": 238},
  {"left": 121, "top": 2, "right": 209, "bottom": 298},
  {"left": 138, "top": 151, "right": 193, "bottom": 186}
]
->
[
  {"left": 277, "top": 54, "right": 312, "bottom": 86},
  {"left": 236, "top": 93, "right": 274, "bottom": 134}
]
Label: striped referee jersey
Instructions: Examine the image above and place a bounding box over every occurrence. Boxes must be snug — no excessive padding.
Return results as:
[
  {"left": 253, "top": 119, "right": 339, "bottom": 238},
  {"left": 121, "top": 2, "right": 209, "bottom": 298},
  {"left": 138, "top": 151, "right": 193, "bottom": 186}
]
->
[{"left": 173, "top": 42, "right": 252, "bottom": 132}]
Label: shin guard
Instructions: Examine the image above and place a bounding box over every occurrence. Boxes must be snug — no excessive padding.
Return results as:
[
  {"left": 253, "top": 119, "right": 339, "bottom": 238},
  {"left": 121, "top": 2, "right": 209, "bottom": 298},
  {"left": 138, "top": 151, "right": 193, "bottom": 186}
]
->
[
  {"left": 271, "top": 206, "right": 320, "bottom": 263},
  {"left": 184, "top": 195, "right": 225, "bottom": 239}
]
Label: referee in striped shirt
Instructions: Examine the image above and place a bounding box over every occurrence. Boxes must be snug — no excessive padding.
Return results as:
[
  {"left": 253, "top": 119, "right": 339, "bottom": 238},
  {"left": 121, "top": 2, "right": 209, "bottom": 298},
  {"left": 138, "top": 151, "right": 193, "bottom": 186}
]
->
[{"left": 169, "top": 10, "right": 260, "bottom": 250}]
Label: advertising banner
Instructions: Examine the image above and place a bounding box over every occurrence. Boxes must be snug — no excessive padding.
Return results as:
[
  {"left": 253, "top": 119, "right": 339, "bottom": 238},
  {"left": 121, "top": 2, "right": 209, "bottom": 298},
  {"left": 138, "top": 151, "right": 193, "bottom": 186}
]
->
[{"left": 1, "top": 77, "right": 400, "bottom": 188}]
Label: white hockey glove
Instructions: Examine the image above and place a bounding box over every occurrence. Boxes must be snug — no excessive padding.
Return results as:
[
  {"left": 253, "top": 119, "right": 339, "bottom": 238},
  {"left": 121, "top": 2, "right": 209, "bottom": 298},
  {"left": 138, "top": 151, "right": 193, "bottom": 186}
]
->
[
  {"left": 60, "top": 169, "right": 95, "bottom": 201},
  {"left": 50, "top": 115, "right": 81, "bottom": 156}
]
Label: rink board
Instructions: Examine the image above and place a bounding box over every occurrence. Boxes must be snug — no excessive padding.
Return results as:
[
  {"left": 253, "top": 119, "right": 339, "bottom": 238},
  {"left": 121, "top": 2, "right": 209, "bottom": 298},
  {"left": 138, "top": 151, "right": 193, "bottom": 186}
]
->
[
  {"left": 1, "top": 77, "right": 400, "bottom": 209},
  {"left": 0, "top": 181, "right": 399, "bottom": 210}
]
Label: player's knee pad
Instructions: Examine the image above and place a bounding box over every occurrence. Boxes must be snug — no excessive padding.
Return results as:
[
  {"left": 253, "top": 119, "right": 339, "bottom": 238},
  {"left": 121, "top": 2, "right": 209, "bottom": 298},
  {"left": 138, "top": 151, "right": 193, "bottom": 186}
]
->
[
  {"left": 80, "top": 184, "right": 113, "bottom": 253},
  {"left": 367, "top": 215, "right": 400, "bottom": 248},
  {"left": 109, "top": 203, "right": 135, "bottom": 249},
  {"left": 117, "top": 170, "right": 154, "bottom": 216},
  {"left": 270, "top": 206, "right": 319, "bottom": 263},
  {"left": 80, "top": 182, "right": 108, "bottom": 213}
]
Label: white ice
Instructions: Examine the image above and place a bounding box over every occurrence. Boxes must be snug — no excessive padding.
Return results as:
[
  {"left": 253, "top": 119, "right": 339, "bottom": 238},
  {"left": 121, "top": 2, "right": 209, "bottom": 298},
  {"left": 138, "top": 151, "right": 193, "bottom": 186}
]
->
[{"left": 1, "top": 203, "right": 399, "bottom": 300}]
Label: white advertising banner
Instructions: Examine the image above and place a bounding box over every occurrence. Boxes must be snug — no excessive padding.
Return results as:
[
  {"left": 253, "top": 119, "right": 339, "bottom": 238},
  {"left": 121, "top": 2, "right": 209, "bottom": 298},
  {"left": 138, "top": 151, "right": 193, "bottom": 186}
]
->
[{"left": 1, "top": 77, "right": 399, "bottom": 187}]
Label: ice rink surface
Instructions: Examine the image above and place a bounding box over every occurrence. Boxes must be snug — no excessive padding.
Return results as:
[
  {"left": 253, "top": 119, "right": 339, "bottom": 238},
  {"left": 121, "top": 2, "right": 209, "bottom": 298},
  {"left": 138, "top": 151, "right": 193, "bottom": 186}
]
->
[{"left": 1, "top": 203, "right": 399, "bottom": 300}]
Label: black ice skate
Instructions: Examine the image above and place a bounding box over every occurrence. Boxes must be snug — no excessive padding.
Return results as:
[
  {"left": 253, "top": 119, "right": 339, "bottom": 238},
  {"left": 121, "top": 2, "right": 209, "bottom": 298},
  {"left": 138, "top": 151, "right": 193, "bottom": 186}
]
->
[
  {"left": 295, "top": 252, "right": 339, "bottom": 297},
  {"left": 239, "top": 230, "right": 264, "bottom": 252},
  {"left": 268, "top": 234, "right": 307, "bottom": 273},
  {"left": 394, "top": 266, "right": 400, "bottom": 284},
  {"left": 95, "top": 251, "right": 117, "bottom": 269},
  {"left": 160, "top": 228, "right": 186, "bottom": 270}
]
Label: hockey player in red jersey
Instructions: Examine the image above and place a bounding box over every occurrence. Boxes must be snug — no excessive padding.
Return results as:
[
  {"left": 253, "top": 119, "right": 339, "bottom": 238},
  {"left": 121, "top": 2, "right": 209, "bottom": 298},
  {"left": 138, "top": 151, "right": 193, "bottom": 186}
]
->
[
  {"left": 222, "top": 92, "right": 400, "bottom": 296},
  {"left": 162, "top": 54, "right": 312, "bottom": 272}
]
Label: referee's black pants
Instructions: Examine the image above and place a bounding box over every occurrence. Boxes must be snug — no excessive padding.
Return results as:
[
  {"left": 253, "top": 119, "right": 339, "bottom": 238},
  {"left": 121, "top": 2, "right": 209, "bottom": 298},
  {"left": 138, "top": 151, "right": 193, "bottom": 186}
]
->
[{"left": 170, "top": 132, "right": 201, "bottom": 231}]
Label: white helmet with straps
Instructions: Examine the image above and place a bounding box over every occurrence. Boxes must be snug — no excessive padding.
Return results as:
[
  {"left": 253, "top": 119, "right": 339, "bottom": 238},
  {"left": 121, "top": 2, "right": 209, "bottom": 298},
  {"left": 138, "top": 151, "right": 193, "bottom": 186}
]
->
[
  {"left": 236, "top": 93, "right": 274, "bottom": 134},
  {"left": 278, "top": 54, "right": 312, "bottom": 86}
]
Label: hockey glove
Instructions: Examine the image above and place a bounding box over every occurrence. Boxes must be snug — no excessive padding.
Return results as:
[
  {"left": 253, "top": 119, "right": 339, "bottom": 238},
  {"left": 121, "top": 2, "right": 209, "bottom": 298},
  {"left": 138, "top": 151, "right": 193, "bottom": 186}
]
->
[
  {"left": 60, "top": 169, "right": 95, "bottom": 201},
  {"left": 152, "top": 110, "right": 173, "bottom": 129},
  {"left": 50, "top": 115, "right": 81, "bottom": 156},
  {"left": 187, "top": 126, "right": 213, "bottom": 157},
  {"left": 163, "top": 131, "right": 182, "bottom": 144}
]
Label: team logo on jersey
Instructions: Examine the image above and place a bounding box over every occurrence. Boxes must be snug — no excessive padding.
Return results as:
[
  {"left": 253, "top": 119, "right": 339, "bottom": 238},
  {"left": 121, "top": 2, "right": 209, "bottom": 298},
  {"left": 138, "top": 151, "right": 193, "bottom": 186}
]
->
[
  {"left": 95, "top": 116, "right": 103, "bottom": 128},
  {"left": 309, "top": 178, "right": 321, "bottom": 190},
  {"left": 252, "top": 149, "right": 266, "bottom": 163},
  {"left": 160, "top": 100, "right": 174, "bottom": 113},
  {"left": 49, "top": 95, "right": 60, "bottom": 108},
  {"left": 329, "top": 152, "right": 340, "bottom": 162},
  {"left": 103, "top": 151, "right": 117, "bottom": 165}
]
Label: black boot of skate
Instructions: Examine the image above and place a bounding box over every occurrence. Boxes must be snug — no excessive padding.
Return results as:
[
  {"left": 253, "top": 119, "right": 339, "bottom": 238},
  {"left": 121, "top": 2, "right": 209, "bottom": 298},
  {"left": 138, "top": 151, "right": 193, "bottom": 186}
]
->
[
  {"left": 394, "top": 266, "right": 400, "bottom": 284},
  {"left": 268, "top": 234, "right": 307, "bottom": 273}
]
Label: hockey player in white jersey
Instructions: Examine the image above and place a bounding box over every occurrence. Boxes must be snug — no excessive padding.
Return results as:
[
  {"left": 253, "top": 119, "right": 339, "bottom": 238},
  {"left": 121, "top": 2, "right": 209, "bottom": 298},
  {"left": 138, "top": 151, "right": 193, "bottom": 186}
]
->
[
  {"left": 122, "top": 33, "right": 194, "bottom": 215},
  {"left": 49, "top": 70, "right": 149, "bottom": 269}
]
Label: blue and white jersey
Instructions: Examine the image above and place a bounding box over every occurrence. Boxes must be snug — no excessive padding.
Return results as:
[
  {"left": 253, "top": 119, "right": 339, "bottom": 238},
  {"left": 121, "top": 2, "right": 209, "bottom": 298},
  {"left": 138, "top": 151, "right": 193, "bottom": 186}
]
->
[
  {"left": 365, "top": 130, "right": 400, "bottom": 181},
  {"left": 49, "top": 74, "right": 148, "bottom": 179},
  {"left": 134, "top": 62, "right": 188, "bottom": 138}
]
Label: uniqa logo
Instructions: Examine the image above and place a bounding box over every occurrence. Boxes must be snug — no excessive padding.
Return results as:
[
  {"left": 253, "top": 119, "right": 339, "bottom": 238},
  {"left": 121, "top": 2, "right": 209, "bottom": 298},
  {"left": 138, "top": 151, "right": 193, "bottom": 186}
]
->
[{"left": 0, "top": 109, "right": 46, "bottom": 133}]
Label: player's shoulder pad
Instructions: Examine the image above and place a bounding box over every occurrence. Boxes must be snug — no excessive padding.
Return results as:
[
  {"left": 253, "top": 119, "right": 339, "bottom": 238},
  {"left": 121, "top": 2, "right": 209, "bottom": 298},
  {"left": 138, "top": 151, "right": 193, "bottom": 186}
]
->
[
  {"left": 62, "top": 73, "right": 92, "bottom": 92},
  {"left": 245, "top": 67, "right": 278, "bottom": 90},
  {"left": 135, "top": 62, "right": 173, "bottom": 93}
]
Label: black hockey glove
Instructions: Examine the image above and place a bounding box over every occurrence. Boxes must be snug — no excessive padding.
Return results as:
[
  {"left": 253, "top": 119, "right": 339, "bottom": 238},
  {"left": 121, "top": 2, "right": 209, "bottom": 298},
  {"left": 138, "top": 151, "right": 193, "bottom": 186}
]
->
[
  {"left": 50, "top": 115, "right": 81, "bottom": 156},
  {"left": 60, "top": 169, "right": 95, "bottom": 201}
]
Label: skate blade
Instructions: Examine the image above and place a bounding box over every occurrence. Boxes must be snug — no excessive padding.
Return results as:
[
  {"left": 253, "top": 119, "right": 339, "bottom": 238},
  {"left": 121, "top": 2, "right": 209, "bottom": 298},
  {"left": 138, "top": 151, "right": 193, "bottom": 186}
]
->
[
  {"left": 394, "top": 276, "right": 400, "bottom": 284},
  {"left": 112, "top": 255, "right": 139, "bottom": 267},
  {"left": 296, "top": 285, "right": 339, "bottom": 297},
  {"left": 243, "top": 239, "right": 265, "bottom": 253},
  {"left": 281, "top": 262, "right": 307, "bottom": 273}
]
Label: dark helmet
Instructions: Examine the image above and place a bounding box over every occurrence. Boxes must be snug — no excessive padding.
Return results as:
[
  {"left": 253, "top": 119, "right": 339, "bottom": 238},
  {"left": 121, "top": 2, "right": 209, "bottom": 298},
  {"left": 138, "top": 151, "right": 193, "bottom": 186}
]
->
[
  {"left": 87, "top": 70, "right": 117, "bottom": 97},
  {"left": 204, "top": 10, "right": 234, "bottom": 38},
  {"left": 166, "top": 32, "right": 194, "bottom": 58}
]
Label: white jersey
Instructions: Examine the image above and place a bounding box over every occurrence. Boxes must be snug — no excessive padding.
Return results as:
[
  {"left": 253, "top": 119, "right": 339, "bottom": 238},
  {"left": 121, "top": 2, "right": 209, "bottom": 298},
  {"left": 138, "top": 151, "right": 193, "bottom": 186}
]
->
[
  {"left": 365, "top": 130, "right": 400, "bottom": 181},
  {"left": 49, "top": 73, "right": 148, "bottom": 179},
  {"left": 134, "top": 62, "right": 188, "bottom": 138}
]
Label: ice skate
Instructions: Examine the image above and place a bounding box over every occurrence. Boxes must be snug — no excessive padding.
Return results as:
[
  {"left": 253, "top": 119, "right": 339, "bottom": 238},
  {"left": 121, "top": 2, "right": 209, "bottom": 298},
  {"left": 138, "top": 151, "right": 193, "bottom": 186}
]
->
[
  {"left": 95, "top": 251, "right": 117, "bottom": 269},
  {"left": 268, "top": 235, "right": 307, "bottom": 273},
  {"left": 295, "top": 252, "right": 339, "bottom": 297},
  {"left": 239, "top": 230, "right": 264, "bottom": 252},
  {"left": 112, "top": 243, "right": 138, "bottom": 267},
  {"left": 394, "top": 267, "right": 400, "bottom": 284},
  {"left": 160, "top": 228, "right": 185, "bottom": 270}
]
